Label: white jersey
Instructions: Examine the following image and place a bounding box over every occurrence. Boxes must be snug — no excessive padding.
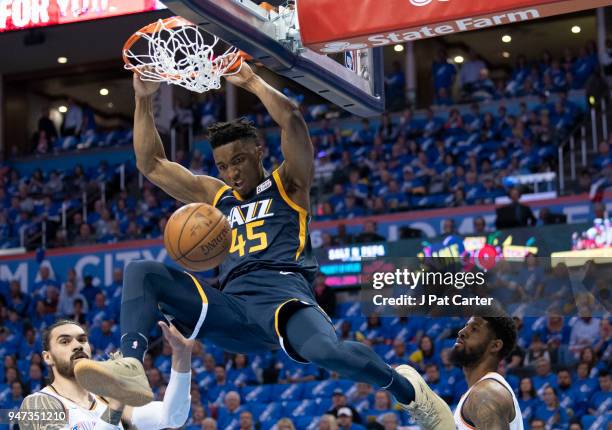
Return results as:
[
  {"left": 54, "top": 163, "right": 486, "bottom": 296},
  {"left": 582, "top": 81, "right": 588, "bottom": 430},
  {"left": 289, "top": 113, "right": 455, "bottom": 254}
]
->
[
  {"left": 454, "top": 372, "right": 523, "bottom": 430},
  {"left": 34, "top": 386, "right": 124, "bottom": 429}
]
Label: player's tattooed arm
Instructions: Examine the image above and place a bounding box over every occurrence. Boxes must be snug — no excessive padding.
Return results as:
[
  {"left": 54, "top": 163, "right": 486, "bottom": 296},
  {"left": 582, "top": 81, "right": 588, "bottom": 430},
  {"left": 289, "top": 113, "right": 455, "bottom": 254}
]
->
[
  {"left": 462, "top": 380, "right": 514, "bottom": 430},
  {"left": 18, "top": 393, "right": 67, "bottom": 430}
]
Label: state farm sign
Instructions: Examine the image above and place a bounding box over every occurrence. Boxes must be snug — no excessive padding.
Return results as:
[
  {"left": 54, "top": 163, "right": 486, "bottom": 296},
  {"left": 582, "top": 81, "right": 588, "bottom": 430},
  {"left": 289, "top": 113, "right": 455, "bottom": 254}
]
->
[
  {"left": 298, "top": 0, "right": 610, "bottom": 53},
  {"left": 320, "top": 9, "right": 540, "bottom": 53},
  {"left": 0, "top": 0, "right": 164, "bottom": 32}
]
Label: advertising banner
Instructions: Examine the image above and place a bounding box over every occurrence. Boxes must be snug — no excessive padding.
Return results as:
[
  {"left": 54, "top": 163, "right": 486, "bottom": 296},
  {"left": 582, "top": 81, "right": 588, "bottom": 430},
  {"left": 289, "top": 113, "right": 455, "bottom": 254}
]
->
[
  {"left": 0, "top": 0, "right": 165, "bottom": 33},
  {"left": 298, "top": 0, "right": 611, "bottom": 53}
]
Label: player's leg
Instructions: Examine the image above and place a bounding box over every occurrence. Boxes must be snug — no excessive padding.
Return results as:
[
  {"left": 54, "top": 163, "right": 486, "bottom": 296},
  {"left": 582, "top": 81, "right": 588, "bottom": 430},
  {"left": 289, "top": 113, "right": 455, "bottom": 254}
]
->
[
  {"left": 74, "top": 260, "right": 251, "bottom": 406},
  {"left": 284, "top": 307, "right": 454, "bottom": 430}
]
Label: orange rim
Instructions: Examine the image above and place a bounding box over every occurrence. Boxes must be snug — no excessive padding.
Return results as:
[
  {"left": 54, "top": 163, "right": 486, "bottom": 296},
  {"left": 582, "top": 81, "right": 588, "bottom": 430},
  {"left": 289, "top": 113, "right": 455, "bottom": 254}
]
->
[{"left": 123, "top": 16, "right": 251, "bottom": 79}]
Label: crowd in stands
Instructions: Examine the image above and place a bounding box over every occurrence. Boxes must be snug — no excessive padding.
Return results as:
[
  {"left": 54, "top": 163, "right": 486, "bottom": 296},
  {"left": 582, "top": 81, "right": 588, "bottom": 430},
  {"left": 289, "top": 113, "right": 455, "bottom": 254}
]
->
[
  {"left": 2, "top": 87, "right": 605, "bottom": 250},
  {"left": 0, "top": 260, "right": 609, "bottom": 430},
  {"left": 431, "top": 43, "right": 601, "bottom": 106}
]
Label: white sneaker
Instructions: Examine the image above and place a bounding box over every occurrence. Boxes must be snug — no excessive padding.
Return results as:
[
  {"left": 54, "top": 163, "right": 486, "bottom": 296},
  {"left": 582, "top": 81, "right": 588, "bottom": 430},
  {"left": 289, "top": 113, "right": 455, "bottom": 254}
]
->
[
  {"left": 395, "top": 364, "right": 455, "bottom": 430},
  {"left": 74, "top": 352, "right": 154, "bottom": 407}
]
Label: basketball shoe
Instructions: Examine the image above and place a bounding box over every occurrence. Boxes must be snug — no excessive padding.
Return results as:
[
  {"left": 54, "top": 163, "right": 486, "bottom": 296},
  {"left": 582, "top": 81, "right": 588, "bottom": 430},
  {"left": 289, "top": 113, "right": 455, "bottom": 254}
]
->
[
  {"left": 74, "top": 352, "right": 154, "bottom": 406},
  {"left": 395, "top": 364, "right": 455, "bottom": 429}
]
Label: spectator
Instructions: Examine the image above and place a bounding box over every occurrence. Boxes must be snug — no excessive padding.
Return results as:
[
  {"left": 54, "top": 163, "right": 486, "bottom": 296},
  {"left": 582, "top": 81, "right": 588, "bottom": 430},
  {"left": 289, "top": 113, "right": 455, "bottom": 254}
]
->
[
  {"left": 201, "top": 418, "right": 217, "bottom": 430},
  {"left": 570, "top": 305, "right": 600, "bottom": 355},
  {"left": 495, "top": 188, "right": 537, "bottom": 229},
  {"left": 226, "top": 354, "right": 257, "bottom": 387},
  {"left": 6, "top": 280, "right": 30, "bottom": 318},
  {"left": 385, "top": 61, "right": 406, "bottom": 110},
  {"left": 69, "top": 298, "right": 87, "bottom": 325},
  {"left": 336, "top": 407, "right": 365, "bottom": 430},
  {"left": 335, "top": 224, "right": 353, "bottom": 245},
  {"left": 473, "top": 216, "right": 488, "bottom": 234},
  {"left": 532, "top": 357, "right": 556, "bottom": 395},
  {"left": 314, "top": 275, "right": 336, "bottom": 318},
  {"left": 518, "top": 377, "right": 540, "bottom": 427},
  {"left": 208, "top": 366, "right": 237, "bottom": 406},
  {"left": 557, "top": 368, "right": 585, "bottom": 417},
  {"left": 432, "top": 50, "right": 456, "bottom": 96},
  {"left": 354, "top": 221, "right": 385, "bottom": 244},
  {"left": 74, "top": 223, "right": 95, "bottom": 245},
  {"left": 276, "top": 417, "right": 296, "bottom": 430},
  {"left": 424, "top": 363, "right": 453, "bottom": 404},
  {"left": 37, "top": 107, "right": 58, "bottom": 143},
  {"left": 588, "top": 370, "right": 611, "bottom": 416},
  {"left": 441, "top": 219, "right": 457, "bottom": 236},
  {"left": 471, "top": 68, "right": 496, "bottom": 101},
  {"left": 80, "top": 275, "right": 101, "bottom": 310},
  {"left": 62, "top": 98, "right": 83, "bottom": 137},
  {"left": 327, "top": 390, "right": 363, "bottom": 424},
  {"left": 380, "top": 412, "right": 399, "bottom": 430},
  {"left": 185, "top": 404, "right": 207, "bottom": 429},
  {"left": 319, "top": 414, "right": 338, "bottom": 430},
  {"left": 238, "top": 410, "right": 255, "bottom": 430},
  {"left": 32, "top": 265, "right": 60, "bottom": 297},
  {"left": 533, "top": 386, "right": 569, "bottom": 428},
  {"left": 459, "top": 51, "right": 486, "bottom": 93}
]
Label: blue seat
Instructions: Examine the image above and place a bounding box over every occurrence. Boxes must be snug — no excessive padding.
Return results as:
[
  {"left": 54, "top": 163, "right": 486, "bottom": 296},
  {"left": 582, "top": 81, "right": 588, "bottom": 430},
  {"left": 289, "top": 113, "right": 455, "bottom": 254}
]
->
[
  {"left": 294, "top": 415, "right": 320, "bottom": 430},
  {"left": 271, "top": 383, "right": 304, "bottom": 401},
  {"left": 249, "top": 401, "right": 283, "bottom": 423},
  {"left": 303, "top": 380, "right": 337, "bottom": 399},
  {"left": 581, "top": 414, "right": 612, "bottom": 430},
  {"left": 282, "top": 399, "right": 318, "bottom": 417},
  {"left": 241, "top": 385, "right": 272, "bottom": 403}
]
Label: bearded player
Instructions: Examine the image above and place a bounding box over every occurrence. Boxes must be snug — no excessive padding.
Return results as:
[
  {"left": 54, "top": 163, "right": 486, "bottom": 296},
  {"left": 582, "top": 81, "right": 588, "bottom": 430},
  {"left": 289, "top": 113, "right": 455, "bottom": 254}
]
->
[
  {"left": 451, "top": 311, "right": 523, "bottom": 430},
  {"left": 18, "top": 319, "right": 192, "bottom": 430},
  {"left": 74, "top": 60, "right": 453, "bottom": 429}
]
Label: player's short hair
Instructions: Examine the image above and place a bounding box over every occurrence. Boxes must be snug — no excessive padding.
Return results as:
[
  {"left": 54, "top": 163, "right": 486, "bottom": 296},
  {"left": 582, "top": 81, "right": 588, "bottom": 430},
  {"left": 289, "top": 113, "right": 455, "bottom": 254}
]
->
[
  {"left": 42, "top": 319, "right": 86, "bottom": 352},
  {"left": 208, "top": 118, "right": 259, "bottom": 149},
  {"left": 474, "top": 306, "right": 517, "bottom": 360}
]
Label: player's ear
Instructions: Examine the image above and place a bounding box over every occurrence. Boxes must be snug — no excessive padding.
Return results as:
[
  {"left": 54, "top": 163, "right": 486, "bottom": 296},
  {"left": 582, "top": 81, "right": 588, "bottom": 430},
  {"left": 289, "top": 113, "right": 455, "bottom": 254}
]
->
[
  {"left": 42, "top": 350, "right": 53, "bottom": 367},
  {"left": 490, "top": 339, "right": 503, "bottom": 356}
]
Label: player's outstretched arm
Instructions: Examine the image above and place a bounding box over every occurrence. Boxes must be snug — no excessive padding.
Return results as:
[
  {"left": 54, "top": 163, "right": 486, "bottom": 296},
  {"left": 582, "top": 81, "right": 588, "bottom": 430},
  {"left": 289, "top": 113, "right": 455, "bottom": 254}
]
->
[
  {"left": 462, "top": 380, "right": 514, "bottom": 430},
  {"left": 226, "top": 61, "right": 314, "bottom": 205},
  {"left": 18, "top": 393, "right": 67, "bottom": 430},
  {"left": 133, "top": 74, "right": 225, "bottom": 205},
  {"left": 121, "top": 321, "right": 194, "bottom": 430}
]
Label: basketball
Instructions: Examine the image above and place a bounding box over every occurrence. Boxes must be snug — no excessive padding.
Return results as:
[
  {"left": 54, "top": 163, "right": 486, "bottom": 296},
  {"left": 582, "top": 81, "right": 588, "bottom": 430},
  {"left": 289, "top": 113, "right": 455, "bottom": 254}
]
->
[{"left": 163, "top": 203, "right": 231, "bottom": 271}]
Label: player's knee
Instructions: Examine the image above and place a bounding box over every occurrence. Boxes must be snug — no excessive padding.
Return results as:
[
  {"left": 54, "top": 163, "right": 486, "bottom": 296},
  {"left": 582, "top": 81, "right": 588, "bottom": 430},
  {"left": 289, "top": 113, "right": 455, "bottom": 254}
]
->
[
  {"left": 123, "top": 260, "right": 166, "bottom": 298},
  {"left": 125, "top": 260, "right": 163, "bottom": 284},
  {"left": 298, "top": 335, "right": 342, "bottom": 365}
]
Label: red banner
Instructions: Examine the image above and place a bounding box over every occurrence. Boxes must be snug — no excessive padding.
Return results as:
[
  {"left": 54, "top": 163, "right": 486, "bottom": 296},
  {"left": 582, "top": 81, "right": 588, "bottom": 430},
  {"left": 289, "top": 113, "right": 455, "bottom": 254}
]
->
[
  {"left": 298, "top": 0, "right": 610, "bottom": 53},
  {"left": 0, "top": 0, "right": 165, "bottom": 33}
]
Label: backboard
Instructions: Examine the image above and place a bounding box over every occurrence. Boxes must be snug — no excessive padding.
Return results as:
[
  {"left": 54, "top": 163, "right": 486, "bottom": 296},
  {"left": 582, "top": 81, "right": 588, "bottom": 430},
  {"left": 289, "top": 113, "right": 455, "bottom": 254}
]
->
[{"left": 160, "top": 0, "right": 385, "bottom": 117}]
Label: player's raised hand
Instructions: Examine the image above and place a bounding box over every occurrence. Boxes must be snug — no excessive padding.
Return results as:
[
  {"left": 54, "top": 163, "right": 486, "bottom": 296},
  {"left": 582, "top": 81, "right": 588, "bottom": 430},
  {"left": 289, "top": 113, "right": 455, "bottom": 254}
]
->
[
  {"left": 133, "top": 70, "right": 160, "bottom": 98},
  {"left": 224, "top": 53, "right": 257, "bottom": 89},
  {"left": 158, "top": 321, "right": 195, "bottom": 353}
]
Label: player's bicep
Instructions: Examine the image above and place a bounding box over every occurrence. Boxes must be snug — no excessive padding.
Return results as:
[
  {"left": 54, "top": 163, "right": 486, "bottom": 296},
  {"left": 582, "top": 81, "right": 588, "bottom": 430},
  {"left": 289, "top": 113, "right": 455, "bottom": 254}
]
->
[
  {"left": 19, "top": 394, "right": 67, "bottom": 430},
  {"left": 279, "top": 111, "right": 314, "bottom": 189},
  {"left": 146, "top": 159, "right": 225, "bottom": 204}
]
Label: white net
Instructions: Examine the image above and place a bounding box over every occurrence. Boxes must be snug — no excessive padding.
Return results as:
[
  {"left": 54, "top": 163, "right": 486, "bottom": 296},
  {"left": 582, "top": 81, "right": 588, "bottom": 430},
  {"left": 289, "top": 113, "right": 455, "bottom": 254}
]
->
[{"left": 123, "top": 17, "right": 242, "bottom": 93}]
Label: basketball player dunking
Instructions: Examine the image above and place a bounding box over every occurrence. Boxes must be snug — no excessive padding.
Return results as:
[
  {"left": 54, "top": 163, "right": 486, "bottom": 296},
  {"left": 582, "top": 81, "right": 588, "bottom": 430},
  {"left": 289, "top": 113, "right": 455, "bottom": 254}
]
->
[
  {"left": 451, "top": 311, "right": 523, "bottom": 430},
  {"left": 74, "top": 60, "right": 454, "bottom": 429},
  {"left": 18, "top": 319, "right": 192, "bottom": 430}
]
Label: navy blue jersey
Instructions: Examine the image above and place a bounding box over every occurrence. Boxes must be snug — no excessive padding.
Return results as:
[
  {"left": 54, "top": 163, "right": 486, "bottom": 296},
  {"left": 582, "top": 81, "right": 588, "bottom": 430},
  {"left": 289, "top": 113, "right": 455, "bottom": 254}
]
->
[{"left": 213, "top": 169, "right": 318, "bottom": 287}]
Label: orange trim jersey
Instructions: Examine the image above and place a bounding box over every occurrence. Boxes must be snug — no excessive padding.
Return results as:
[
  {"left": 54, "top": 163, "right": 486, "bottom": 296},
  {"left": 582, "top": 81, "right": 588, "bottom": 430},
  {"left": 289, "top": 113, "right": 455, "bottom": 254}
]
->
[{"left": 213, "top": 170, "right": 318, "bottom": 287}]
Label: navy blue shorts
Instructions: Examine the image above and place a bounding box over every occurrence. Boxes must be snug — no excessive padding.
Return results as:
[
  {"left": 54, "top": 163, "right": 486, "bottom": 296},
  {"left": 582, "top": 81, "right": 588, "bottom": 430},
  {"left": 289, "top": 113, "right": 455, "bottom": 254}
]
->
[{"left": 184, "top": 269, "right": 330, "bottom": 362}]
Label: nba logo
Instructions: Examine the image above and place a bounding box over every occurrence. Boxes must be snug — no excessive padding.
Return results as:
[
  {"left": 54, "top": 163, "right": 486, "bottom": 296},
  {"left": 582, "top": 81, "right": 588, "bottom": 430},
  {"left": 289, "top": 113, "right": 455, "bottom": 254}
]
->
[{"left": 345, "top": 51, "right": 357, "bottom": 73}]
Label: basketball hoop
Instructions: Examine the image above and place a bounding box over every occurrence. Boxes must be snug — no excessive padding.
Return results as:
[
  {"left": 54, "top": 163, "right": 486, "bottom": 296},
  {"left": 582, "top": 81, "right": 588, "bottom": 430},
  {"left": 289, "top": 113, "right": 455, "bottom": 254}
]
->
[{"left": 122, "top": 16, "right": 249, "bottom": 93}]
